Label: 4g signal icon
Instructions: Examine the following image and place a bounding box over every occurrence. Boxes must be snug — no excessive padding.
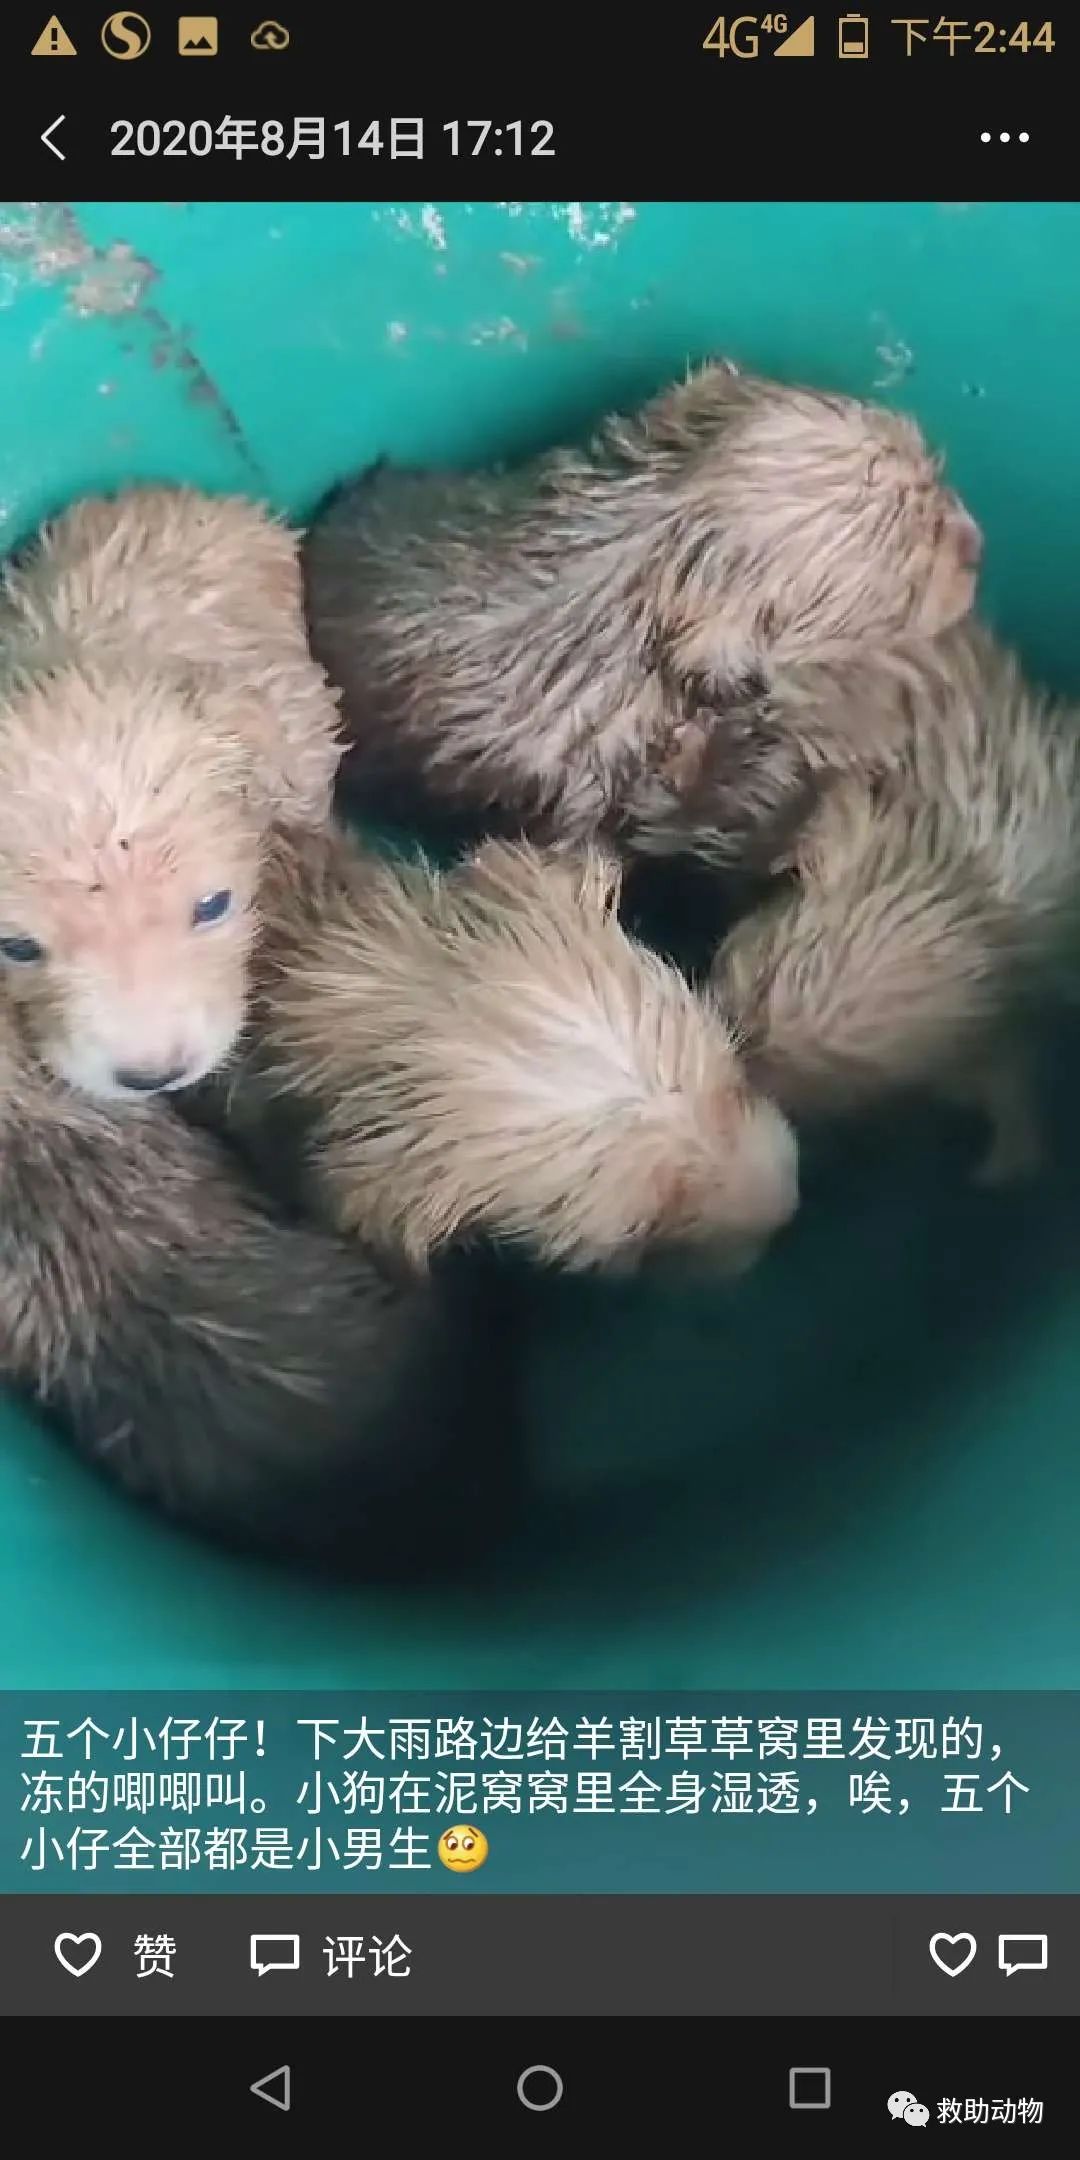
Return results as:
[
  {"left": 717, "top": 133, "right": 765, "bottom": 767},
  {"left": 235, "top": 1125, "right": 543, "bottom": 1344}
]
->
[{"left": 703, "top": 14, "right": 816, "bottom": 57}]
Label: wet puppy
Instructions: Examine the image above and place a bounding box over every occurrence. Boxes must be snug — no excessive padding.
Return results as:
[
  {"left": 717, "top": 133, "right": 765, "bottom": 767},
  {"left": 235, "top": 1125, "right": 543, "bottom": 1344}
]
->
[
  {"left": 713, "top": 623, "right": 1080, "bottom": 1182},
  {"left": 302, "top": 359, "right": 981, "bottom": 866},
  {"left": 0, "top": 486, "right": 343, "bottom": 1101},
  {"left": 0, "top": 992, "right": 519, "bottom": 1576},
  {"left": 207, "top": 819, "right": 800, "bottom": 1279}
]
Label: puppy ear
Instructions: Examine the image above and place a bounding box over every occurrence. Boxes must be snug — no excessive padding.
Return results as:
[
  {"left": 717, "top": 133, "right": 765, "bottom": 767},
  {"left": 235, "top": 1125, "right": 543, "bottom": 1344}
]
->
[{"left": 191, "top": 673, "right": 342, "bottom": 828}]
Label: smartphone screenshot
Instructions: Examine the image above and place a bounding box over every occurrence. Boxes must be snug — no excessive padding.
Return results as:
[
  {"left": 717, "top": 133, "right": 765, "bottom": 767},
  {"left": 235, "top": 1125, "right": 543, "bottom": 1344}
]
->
[{"left": 1, "top": 1, "right": 1076, "bottom": 2133}]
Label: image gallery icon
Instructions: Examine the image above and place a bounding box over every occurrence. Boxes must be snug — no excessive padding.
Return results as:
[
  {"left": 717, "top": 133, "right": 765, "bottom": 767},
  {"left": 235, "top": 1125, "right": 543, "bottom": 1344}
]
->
[{"left": 178, "top": 15, "right": 218, "bottom": 53}]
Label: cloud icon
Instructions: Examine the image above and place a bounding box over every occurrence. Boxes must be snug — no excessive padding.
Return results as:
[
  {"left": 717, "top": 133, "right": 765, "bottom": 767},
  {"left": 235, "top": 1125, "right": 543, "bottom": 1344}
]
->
[{"left": 251, "top": 19, "right": 289, "bottom": 48}]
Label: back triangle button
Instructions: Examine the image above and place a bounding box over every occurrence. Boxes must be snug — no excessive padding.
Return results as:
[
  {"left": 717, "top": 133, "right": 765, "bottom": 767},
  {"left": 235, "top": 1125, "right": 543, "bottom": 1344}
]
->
[{"left": 250, "top": 2064, "right": 291, "bottom": 2112}]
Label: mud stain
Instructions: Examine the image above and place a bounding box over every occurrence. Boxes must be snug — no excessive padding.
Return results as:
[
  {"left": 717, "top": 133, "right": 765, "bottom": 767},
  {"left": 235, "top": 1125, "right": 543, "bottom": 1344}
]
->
[
  {"left": 0, "top": 202, "right": 263, "bottom": 476},
  {"left": 0, "top": 203, "right": 156, "bottom": 316}
]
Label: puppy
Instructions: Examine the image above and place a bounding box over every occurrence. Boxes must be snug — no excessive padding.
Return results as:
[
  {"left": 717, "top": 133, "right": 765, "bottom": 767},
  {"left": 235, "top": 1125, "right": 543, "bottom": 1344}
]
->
[
  {"left": 211, "top": 820, "right": 800, "bottom": 1278},
  {"left": 302, "top": 359, "right": 981, "bottom": 865},
  {"left": 0, "top": 486, "right": 343, "bottom": 1101},
  {"left": 712, "top": 622, "right": 1080, "bottom": 1182},
  {"left": 0, "top": 992, "right": 519, "bottom": 1576}
]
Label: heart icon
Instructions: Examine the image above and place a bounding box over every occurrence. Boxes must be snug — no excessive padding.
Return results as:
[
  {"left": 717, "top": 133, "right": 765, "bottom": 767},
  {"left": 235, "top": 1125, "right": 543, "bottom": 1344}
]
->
[
  {"left": 929, "top": 1931, "right": 977, "bottom": 1977},
  {"left": 54, "top": 1931, "right": 102, "bottom": 1978}
]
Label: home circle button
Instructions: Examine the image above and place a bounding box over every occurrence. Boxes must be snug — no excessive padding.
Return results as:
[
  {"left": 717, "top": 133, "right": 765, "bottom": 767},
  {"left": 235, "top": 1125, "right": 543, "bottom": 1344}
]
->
[{"left": 516, "top": 2064, "right": 564, "bottom": 2112}]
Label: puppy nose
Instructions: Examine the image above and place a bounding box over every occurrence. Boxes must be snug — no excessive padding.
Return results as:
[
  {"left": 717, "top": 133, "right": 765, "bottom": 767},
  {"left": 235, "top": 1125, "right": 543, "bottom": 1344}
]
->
[{"left": 113, "top": 1064, "right": 186, "bottom": 1094}]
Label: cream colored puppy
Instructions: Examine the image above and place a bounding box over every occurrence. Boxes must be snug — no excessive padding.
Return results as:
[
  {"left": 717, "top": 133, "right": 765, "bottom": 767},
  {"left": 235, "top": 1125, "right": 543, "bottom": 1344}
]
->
[
  {"left": 713, "top": 622, "right": 1080, "bottom": 1181},
  {"left": 0, "top": 486, "right": 343, "bottom": 1099},
  {"left": 0, "top": 982, "right": 519, "bottom": 1575},
  {"left": 226, "top": 821, "right": 801, "bottom": 1277},
  {"left": 304, "top": 358, "right": 982, "bottom": 864}
]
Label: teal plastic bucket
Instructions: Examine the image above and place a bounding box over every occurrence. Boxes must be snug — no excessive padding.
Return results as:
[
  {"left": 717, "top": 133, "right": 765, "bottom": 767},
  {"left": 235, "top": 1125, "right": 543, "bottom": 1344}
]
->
[{"left": 1, "top": 199, "right": 1077, "bottom": 1692}]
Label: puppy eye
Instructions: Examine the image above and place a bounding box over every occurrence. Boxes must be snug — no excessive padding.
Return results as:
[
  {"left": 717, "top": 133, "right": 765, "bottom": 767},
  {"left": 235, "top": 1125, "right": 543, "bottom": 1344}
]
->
[
  {"left": 191, "top": 889, "right": 233, "bottom": 928},
  {"left": 0, "top": 933, "right": 45, "bottom": 964}
]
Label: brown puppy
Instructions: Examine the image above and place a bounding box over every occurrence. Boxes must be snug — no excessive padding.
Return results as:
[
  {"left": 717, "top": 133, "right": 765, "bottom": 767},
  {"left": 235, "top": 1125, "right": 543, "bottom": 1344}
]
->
[
  {"left": 0, "top": 486, "right": 343, "bottom": 1100},
  {"left": 713, "top": 622, "right": 1080, "bottom": 1182},
  {"left": 302, "top": 359, "right": 981, "bottom": 865},
  {"left": 210, "top": 819, "right": 800, "bottom": 1278},
  {"left": 0, "top": 992, "right": 519, "bottom": 1576}
]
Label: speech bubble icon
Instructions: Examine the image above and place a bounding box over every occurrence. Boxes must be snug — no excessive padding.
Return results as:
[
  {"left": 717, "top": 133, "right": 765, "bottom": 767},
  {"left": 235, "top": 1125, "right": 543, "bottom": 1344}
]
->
[
  {"left": 904, "top": 2103, "right": 930, "bottom": 2127},
  {"left": 888, "top": 2091, "right": 918, "bottom": 2119},
  {"left": 998, "top": 1932, "right": 1048, "bottom": 1977},
  {"left": 250, "top": 1933, "right": 300, "bottom": 1976}
]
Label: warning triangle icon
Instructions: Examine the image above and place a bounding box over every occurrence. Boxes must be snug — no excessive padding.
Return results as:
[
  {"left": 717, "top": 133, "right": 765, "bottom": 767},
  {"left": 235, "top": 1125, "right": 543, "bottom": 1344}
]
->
[{"left": 32, "top": 14, "right": 77, "bottom": 55}]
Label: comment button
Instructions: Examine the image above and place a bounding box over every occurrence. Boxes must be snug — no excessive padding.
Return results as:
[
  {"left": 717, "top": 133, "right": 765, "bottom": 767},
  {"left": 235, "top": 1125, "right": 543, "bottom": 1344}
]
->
[{"left": 998, "top": 1933, "right": 1048, "bottom": 1977}]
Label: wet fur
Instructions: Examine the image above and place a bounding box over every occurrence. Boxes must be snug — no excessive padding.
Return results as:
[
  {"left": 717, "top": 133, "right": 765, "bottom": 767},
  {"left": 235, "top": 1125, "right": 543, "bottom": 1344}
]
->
[
  {"left": 302, "top": 359, "right": 980, "bottom": 865},
  {"left": 0, "top": 997, "right": 519, "bottom": 1577},
  {"left": 0, "top": 487, "right": 345, "bottom": 1098},
  {"left": 2, "top": 485, "right": 344, "bottom": 825},
  {"left": 713, "top": 622, "right": 1080, "bottom": 1179},
  {"left": 205, "top": 821, "right": 800, "bottom": 1278}
]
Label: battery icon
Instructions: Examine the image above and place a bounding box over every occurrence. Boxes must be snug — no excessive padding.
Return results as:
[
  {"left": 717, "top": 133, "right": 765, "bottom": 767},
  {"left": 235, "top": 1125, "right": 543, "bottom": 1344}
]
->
[{"left": 838, "top": 12, "right": 869, "bottom": 55}]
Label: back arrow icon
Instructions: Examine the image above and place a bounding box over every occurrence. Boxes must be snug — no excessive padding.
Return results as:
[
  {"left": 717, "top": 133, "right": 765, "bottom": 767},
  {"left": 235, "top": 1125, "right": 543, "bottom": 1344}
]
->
[
  {"left": 41, "top": 116, "right": 66, "bottom": 160},
  {"left": 250, "top": 2064, "right": 291, "bottom": 2112}
]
